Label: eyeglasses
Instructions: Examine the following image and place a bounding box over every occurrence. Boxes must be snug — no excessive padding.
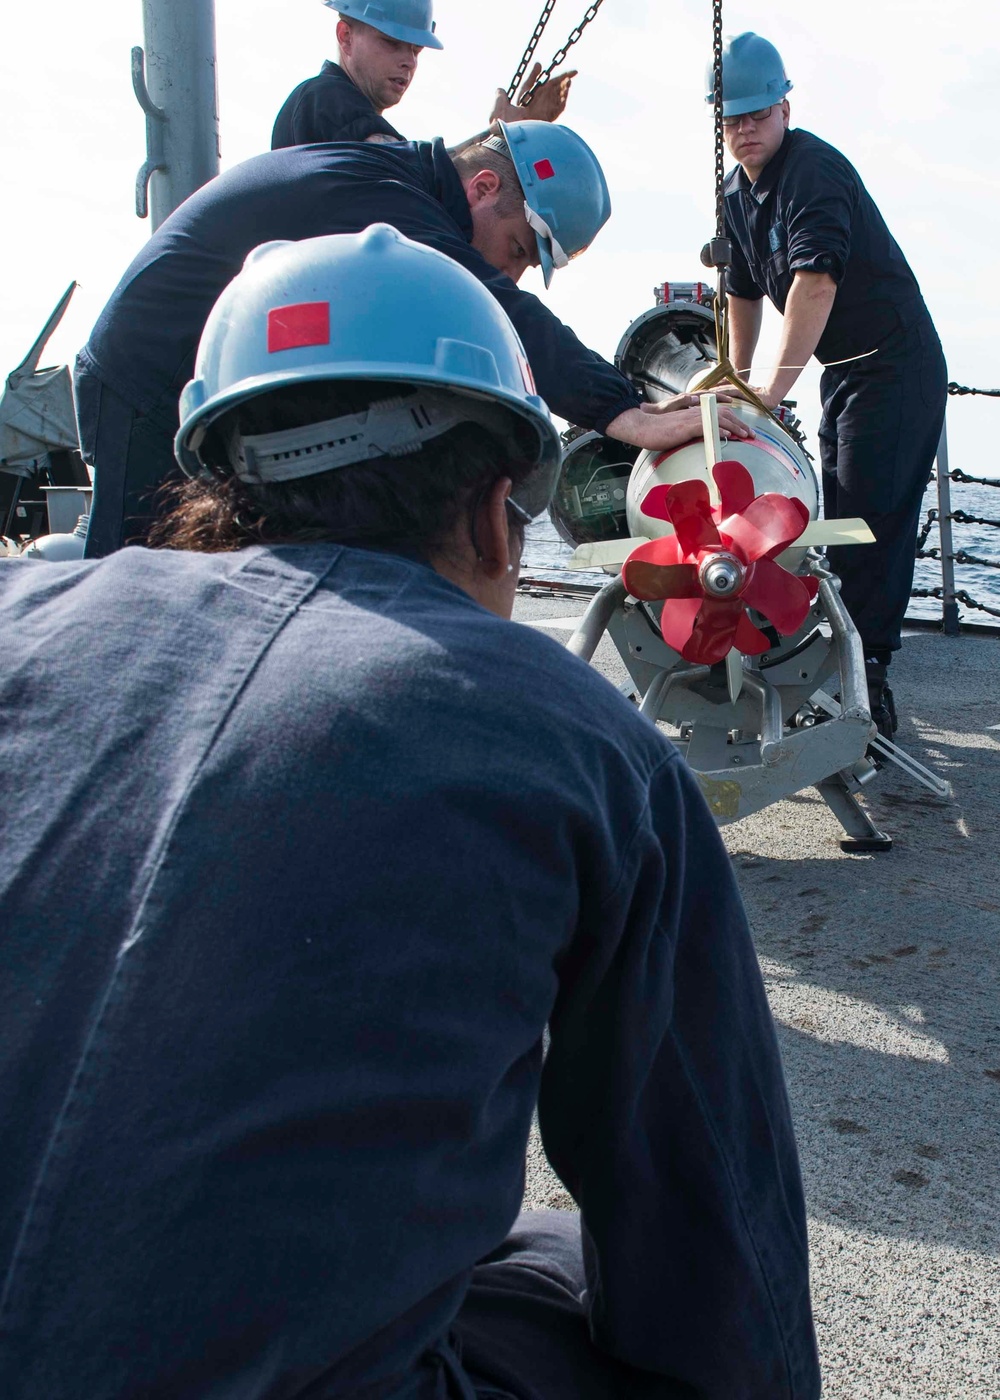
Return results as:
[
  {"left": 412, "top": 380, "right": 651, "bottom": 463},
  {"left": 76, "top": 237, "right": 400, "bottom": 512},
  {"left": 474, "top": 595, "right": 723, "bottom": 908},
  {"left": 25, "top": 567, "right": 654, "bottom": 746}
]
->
[
  {"left": 523, "top": 201, "right": 569, "bottom": 271},
  {"left": 722, "top": 106, "right": 774, "bottom": 128},
  {"left": 506, "top": 497, "right": 533, "bottom": 526}
]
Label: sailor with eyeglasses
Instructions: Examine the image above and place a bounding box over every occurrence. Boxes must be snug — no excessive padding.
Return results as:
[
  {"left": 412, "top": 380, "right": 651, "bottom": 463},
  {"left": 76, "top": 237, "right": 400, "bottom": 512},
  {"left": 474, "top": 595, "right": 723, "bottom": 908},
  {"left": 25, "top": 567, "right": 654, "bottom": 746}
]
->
[{"left": 711, "top": 32, "right": 947, "bottom": 740}]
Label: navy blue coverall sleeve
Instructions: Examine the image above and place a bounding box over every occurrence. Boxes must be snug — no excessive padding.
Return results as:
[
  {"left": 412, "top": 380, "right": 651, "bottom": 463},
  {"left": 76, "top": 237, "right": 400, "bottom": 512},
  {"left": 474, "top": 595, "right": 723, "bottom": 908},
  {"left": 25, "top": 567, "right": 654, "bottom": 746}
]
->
[
  {"left": 781, "top": 146, "right": 857, "bottom": 284},
  {"left": 539, "top": 753, "right": 820, "bottom": 1399},
  {"left": 358, "top": 211, "right": 640, "bottom": 432},
  {"left": 727, "top": 233, "right": 765, "bottom": 301}
]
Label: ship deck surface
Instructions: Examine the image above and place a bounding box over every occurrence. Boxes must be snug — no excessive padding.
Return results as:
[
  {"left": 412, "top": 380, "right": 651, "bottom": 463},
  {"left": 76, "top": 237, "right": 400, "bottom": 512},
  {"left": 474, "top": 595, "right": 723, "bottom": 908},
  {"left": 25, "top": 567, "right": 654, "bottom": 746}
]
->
[{"left": 514, "top": 592, "right": 1000, "bottom": 1398}]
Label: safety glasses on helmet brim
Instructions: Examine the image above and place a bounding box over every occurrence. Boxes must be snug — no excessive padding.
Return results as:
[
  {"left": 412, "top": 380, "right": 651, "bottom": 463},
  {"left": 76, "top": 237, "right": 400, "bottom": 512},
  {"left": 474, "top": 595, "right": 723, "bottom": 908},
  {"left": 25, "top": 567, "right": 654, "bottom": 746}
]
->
[{"left": 523, "top": 202, "right": 569, "bottom": 289}]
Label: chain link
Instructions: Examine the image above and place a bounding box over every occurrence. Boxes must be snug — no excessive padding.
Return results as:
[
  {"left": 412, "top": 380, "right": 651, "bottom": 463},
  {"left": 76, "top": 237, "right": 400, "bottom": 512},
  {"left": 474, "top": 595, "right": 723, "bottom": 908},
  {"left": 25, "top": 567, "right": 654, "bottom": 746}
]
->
[
  {"left": 949, "top": 468, "right": 1000, "bottom": 490},
  {"left": 506, "top": 1, "right": 558, "bottom": 100},
  {"left": 912, "top": 586, "right": 1000, "bottom": 620},
  {"left": 509, "top": 1, "right": 607, "bottom": 104},
  {"left": 948, "top": 382, "right": 1000, "bottom": 398},
  {"left": 951, "top": 508, "right": 1000, "bottom": 530},
  {"left": 712, "top": 0, "right": 725, "bottom": 240}
]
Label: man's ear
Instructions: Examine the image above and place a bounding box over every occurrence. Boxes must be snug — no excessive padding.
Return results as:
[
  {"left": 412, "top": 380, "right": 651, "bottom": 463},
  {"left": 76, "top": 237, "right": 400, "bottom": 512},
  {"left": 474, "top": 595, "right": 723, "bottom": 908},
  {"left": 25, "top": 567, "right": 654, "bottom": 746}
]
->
[
  {"left": 464, "top": 169, "right": 502, "bottom": 209},
  {"left": 336, "top": 19, "right": 354, "bottom": 55}
]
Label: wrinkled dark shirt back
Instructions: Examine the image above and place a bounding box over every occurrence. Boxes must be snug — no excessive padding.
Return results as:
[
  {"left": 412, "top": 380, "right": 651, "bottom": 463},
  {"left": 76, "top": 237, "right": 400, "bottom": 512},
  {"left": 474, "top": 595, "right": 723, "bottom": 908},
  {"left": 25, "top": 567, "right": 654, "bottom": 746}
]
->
[
  {"left": 78, "top": 140, "right": 638, "bottom": 436},
  {"left": 0, "top": 545, "right": 819, "bottom": 1399}
]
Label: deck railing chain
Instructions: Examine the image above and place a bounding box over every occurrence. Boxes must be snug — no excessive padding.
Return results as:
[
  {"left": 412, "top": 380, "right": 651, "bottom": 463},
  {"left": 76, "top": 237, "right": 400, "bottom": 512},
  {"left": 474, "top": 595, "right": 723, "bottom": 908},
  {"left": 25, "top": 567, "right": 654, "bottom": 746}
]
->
[
  {"left": 948, "top": 382, "right": 1000, "bottom": 399},
  {"left": 911, "top": 585, "right": 1000, "bottom": 621},
  {"left": 914, "top": 387, "right": 1000, "bottom": 629}
]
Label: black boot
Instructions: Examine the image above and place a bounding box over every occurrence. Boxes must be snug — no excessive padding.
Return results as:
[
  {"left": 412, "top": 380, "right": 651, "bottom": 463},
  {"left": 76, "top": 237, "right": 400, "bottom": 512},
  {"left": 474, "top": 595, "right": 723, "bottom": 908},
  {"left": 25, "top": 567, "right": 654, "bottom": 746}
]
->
[{"left": 865, "top": 658, "right": 898, "bottom": 743}]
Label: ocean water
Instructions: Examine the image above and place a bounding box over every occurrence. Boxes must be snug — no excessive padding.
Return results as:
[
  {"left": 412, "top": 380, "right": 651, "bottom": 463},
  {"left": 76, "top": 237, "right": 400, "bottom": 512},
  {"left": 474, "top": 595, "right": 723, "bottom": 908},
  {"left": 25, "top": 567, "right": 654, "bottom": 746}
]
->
[{"left": 524, "top": 474, "right": 1000, "bottom": 628}]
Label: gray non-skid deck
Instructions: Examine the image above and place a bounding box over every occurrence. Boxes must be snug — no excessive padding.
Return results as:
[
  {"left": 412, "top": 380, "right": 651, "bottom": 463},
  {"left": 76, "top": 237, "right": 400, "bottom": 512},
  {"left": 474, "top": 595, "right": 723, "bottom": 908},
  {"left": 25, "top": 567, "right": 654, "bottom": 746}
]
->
[{"left": 514, "top": 590, "right": 1000, "bottom": 1398}]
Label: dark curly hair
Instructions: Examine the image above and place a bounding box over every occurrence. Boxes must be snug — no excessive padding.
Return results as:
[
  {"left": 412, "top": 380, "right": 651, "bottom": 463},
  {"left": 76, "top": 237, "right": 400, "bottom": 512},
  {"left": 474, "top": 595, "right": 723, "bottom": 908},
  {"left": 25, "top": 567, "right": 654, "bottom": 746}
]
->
[{"left": 149, "top": 381, "right": 536, "bottom": 556}]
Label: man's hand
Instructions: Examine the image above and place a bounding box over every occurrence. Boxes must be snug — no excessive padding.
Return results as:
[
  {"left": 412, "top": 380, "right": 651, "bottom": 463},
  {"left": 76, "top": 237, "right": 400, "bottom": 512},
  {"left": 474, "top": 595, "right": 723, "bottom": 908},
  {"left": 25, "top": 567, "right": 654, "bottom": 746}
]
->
[
  {"left": 489, "top": 63, "right": 577, "bottom": 125},
  {"left": 604, "top": 403, "right": 753, "bottom": 453},
  {"left": 640, "top": 391, "right": 738, "bottom": 415},
  {"left": 712, "top": 383, "right": 782, "bottom": 411}
]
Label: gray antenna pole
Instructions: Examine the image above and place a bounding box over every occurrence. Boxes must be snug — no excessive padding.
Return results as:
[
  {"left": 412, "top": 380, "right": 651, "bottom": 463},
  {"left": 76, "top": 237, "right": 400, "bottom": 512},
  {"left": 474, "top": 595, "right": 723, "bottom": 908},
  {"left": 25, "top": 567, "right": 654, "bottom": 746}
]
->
[{"left": 132, "top": 0, "right": 221, "bottom": 231}]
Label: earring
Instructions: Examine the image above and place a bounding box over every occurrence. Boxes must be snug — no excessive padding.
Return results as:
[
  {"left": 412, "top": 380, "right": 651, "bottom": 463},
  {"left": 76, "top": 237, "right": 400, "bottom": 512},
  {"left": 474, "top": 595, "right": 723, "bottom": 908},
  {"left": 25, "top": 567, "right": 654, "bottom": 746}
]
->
[{"left": 506, "top": 563, "right": 514, "bottom": 574}]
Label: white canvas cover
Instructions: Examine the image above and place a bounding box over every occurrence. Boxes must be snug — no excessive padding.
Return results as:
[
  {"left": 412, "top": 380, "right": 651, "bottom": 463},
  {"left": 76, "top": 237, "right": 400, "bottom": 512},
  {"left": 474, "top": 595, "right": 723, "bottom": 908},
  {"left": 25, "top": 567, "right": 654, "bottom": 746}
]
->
[{"left": 0, "top": 283, "right": 81, "bottom": 477}]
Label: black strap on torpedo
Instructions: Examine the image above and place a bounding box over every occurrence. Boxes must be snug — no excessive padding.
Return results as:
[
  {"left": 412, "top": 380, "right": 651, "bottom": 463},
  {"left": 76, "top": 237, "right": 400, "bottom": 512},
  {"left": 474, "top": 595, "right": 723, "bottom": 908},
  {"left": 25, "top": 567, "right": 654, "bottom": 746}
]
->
[{"left": 506, "top": 1, "right": 607, "bottom": 106}]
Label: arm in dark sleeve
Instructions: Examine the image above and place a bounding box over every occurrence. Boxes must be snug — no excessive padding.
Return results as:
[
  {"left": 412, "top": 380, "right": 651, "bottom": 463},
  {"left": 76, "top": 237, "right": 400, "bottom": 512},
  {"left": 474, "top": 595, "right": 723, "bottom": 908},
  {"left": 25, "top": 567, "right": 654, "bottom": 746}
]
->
[
  {"left": 539, "top": 752, "right": 820, "bottom": 1399},
  {"left": 271, "top": 79, "right": 403, "bottom": 150},
  {"left": 783, "top": 148, "right": 858, "bottom": 284},
  {"left": 398, "top": 219, "right": 639, "bottom": 430},
  {"left": 726, "top": 222, "right": 766, "bottom": 301}
]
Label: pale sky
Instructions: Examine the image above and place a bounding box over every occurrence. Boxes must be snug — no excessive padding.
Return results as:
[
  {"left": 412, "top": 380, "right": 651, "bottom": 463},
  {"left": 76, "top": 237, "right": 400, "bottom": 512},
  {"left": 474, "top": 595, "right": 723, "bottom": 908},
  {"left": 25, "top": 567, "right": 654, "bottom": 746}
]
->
[{"left": 3, "top": 0, "right": 999, "bottom": 463}]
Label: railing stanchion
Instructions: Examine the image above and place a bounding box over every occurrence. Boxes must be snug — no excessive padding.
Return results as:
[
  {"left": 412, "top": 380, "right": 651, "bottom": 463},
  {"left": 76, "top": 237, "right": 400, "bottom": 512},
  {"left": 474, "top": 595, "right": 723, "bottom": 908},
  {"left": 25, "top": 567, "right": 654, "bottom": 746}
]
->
[{"left": 934, "top": 418, "right": 961, "bottom": 636}]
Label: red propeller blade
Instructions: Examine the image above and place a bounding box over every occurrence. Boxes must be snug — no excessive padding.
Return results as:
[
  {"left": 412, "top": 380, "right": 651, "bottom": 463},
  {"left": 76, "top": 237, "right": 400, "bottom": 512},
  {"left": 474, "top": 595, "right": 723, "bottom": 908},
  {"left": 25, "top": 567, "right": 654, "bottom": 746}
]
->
[
  {"left": 623, "top": 536, "right": 700, "bottom": 601},
  {"left": 662, "top": 479, "right": 722, "bottom": 555},
  {"left": 659, "top": 596, "right": 749, "bottom": 665},
  {"left": 713, "top": 460, "right": 755, "bottom": 517},
  {"left": 686, "top": 598, "right": 748, "bottom": 665},
  {"left": 639, "top": 484, "right": 674, "bottom": 523},
  {"left": 722, "top": 493, "right": 809, "bottom": 562},
  {"left": 733, "top": 611, "right": 771, "bottom": 656},
  {"left": 657, "top": 597, "right": 704, "bottom": 657},
  {"left": 624, "top": 561, "right": 701, "bottom": 602},
  {"left": 742, "top": 558, "right": 819, "bottom": 635}
]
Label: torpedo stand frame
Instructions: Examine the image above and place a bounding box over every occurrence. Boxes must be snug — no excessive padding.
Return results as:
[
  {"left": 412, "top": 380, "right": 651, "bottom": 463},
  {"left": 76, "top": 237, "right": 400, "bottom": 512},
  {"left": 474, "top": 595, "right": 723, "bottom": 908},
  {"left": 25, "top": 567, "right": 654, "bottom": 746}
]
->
[{"left": 567, "top": 550, "right": 893, "bottom": 852}]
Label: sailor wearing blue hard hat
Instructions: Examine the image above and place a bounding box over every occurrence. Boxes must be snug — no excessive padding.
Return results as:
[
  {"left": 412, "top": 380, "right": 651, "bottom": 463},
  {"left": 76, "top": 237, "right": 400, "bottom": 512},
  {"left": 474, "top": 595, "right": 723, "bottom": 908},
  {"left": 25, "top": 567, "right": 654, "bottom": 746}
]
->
[
  {"left": 77, "top": 121, "right": 751, "bottom": 556},
  {"left": 708, "top": 31, "right": 947, "bottom": 739},
  {"left": 272, "top": 0, "right": 575, "bottom": 150},
  {"left": 1, "top": 219, "right": 818, "bottom": 1400}
]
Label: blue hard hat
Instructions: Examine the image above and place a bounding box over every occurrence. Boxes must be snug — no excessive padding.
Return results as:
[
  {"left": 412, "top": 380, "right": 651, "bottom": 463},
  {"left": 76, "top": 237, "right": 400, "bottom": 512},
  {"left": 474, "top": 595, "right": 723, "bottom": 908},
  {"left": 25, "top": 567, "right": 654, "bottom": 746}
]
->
[
  {"left": 176, "top": 225, "right": 562, "bottom": 516},
  {"left": 324, "top": 0, "right": 443, "bottom": 50},
  {"left": 705, "top": 32, "right": 792, "bottom": 118},
  {"left": 496, "top": 120, "right": 612, "bottom": 289}
]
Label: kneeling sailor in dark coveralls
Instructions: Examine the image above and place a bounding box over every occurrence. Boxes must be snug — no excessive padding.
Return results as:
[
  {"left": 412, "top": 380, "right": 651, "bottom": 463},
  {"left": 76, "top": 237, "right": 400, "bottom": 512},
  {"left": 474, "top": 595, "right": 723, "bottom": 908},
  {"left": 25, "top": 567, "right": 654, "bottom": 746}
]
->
[
  {"left": 271, "top": 0, "right": 575, "bottom": 150},
  {"left": 75, "top": 119, "right": 751, "bottom": 557},
  {"left": 0, "top": 227, "right": 820, "bottom": 1398},
  {"left": 712, "top": 32, "right": 947, "bottom": 738}
]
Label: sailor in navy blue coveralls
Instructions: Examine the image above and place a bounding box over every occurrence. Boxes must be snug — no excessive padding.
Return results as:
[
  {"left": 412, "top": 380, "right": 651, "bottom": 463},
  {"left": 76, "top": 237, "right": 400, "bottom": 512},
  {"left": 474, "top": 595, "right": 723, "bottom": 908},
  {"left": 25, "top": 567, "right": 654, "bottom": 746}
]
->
[
  {"left": 724, "top": 116, "right": 947, "bottom": 727},
  {"left": 271, "top": 11, "right": 574, "bottom": 152},
  {"left": 272, "top": 4, "right": 428, "bottom": 149},
  {"left": 0, "top": 544, "right": 820, "bottom": 1400},
  {"left": 272, "top": 58, "right": 405, "bottom": 148},
  {"left": 75, "top": 140, "right": 645, "bottom": 558}
]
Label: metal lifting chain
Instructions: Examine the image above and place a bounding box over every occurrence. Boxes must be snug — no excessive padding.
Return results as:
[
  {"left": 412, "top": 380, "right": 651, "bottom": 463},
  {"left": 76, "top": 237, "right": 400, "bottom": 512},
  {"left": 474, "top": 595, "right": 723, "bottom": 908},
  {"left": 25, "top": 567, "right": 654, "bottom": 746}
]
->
[
  {"left": 695, "top": 0, "right": 798, "bottom": 441},
  {"left": 711, "top": 0, "right": 726, "bottom": 242},
  {"left": 506, "top": 0, "right": 607, "bottom": 103},
  {"left": 505, "top": 0, "right": 558, "bottom": 100}
]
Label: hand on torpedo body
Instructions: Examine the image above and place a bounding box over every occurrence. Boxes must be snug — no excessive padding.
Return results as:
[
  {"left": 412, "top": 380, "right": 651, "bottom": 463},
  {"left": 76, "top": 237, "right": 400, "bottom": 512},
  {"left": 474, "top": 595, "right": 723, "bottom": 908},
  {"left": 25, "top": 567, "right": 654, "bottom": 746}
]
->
[
  {"left": 722, "top": 273, "right": 837, "bottom": 411},
  {"left": 490, "top": 62, "right": 578, "bottom": 125},
  {"left": 640, "top": 391, "right": 739, "bottom": 413},
  {"left": 603, "top": 401, "right": 753, "bottom": 453}
]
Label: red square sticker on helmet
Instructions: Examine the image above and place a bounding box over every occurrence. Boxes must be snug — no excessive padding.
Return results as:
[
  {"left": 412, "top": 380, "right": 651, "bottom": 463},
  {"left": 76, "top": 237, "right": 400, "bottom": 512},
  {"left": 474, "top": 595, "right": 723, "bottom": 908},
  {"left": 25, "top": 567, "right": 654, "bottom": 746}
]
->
[
  {"left": 267, "top": 302, "right": 330, "bottom": 353},
  {"left": 517, "top": 354, "right": 537, "bottom": 395},
  {"left": 533, "top": 159, "right": 555, "bottom": 180}
]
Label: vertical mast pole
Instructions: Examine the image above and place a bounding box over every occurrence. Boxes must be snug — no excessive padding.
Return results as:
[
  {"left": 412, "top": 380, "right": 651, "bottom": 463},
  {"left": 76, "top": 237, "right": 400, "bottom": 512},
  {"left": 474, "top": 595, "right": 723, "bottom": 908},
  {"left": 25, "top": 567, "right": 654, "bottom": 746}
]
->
[{"left": 132, "top": 0, "right": 220, "bottom": 231}]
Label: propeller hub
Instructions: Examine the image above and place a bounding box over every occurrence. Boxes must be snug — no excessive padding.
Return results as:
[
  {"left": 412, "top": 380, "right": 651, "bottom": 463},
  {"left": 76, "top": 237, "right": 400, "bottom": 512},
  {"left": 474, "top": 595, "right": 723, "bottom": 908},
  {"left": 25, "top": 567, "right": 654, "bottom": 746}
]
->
[{"left": 699, "top": 551, "right": 745, "bottom": 598}]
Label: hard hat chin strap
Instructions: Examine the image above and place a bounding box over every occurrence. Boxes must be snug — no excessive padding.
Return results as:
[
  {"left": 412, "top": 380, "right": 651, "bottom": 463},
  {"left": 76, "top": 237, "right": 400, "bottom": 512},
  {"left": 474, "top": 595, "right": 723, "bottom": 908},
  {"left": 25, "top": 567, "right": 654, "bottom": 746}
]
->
[
  {"left": 523, "top": 202, "right": 569, "bottom": 269},
  {"left": 234, "top": 390, "right": 524, "bottom": 485}
]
